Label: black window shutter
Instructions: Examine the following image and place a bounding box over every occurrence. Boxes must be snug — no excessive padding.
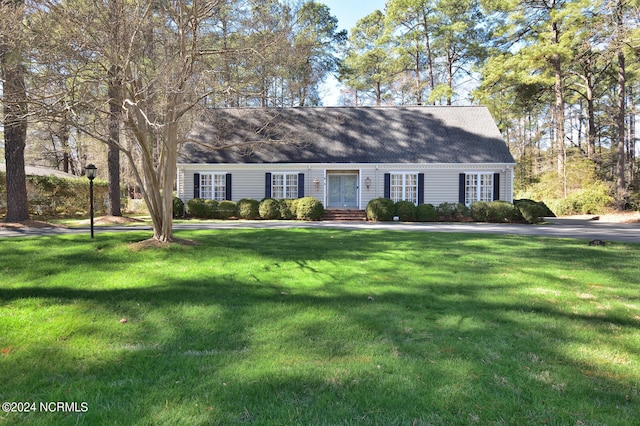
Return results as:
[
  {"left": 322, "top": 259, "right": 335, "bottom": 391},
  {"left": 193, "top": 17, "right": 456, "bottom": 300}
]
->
[
  {"left": 384, "top": 173, "right": 391, "bottom": 199},
  {"left": 225, "top": 173, "right": 232, "bottom": 201},
  {"left": 297, "top": 173, "right": 305, "bottom": 198},
  {"left": 458, "top": 174, "right": 466, "bottom": 204},
  {"left": 193, "top": 173, "right": 200, "bottom": 199},
  {"left": 265, "top": 173, "right": 272, "bottom": 198},
  {"left": 417, "top": 173, "right": 425, "bottom": 205},
  {"left": 493, "top": 173, "right": 500, "bottom": 201}
]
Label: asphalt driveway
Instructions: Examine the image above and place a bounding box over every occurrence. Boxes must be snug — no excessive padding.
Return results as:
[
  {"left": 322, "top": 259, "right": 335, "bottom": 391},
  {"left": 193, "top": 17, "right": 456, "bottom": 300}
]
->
[{"left": 1, "top": 218, "right": 639, "bottom": 243}]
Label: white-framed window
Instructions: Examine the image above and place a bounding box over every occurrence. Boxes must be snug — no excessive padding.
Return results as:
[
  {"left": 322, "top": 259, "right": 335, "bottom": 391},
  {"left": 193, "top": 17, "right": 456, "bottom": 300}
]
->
[
  {"left": 201, "top": 173, "right": 226, "bottom": 201},
  {"left": 390, "top": 173, "right": 418, "bottom": 204},
  {"left": 272, "top": 173, "right": 298, "bottom": 199},
  {"left": 465, "top": 173, "right": 493, "bottom": 205}
]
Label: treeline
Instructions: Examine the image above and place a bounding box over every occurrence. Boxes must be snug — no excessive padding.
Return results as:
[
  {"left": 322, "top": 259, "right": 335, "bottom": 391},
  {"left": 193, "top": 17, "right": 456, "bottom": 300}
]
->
[
  {"left": 2, "top": 0, "right": 639, "bottom": 231},
  {"left": 6, "top": 0, "right": 345, "bottom": 174},
  {"left": 1, "top": 0, "right": 346, "bottom": 237},
  {"left": 338, "top": 0, "right": 640, "bottom": 211}
]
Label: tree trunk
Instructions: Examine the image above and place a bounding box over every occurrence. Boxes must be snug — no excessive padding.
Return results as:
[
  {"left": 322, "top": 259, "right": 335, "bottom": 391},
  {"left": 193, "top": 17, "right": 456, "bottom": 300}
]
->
[
  {"left": 420, "top": 11, "right": 435, "bottom": 100},
  {"left": 629, "top": 89, "right": 636, "bottom": 184},
  {"left": 1, "top": 0, "right": 29, "bottom": 222},
  {"left": 551, "top": 22, "right": 565, "bottom": 178},
  {"left": 107, "top": 0, "right": 123, "bottom": 216},
  {"left": 615, "top": 50, "right": 626, "bottom": 208},
  {"left": 615, "top": 0, "right": 626, "bottom": 209},
  {"left": 587, "top": 86, "right": 596, "bottom": 161}
]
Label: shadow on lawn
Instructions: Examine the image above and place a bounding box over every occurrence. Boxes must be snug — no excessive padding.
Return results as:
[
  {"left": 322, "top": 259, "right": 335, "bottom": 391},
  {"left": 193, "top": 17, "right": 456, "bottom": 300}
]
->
[
  {"left": 2, "top": 281, "right": 638, "bottom": 423},
  {"left": 1, "top": 229, "right": 638, "bottom": 424}
]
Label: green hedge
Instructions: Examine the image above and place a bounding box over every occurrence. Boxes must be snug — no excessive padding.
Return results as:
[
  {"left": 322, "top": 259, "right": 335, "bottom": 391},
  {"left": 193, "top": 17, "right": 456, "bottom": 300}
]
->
[
  {"left": 173, "top": 197, "right": 185, "bottom": 218},
  {"left": 217, "top": 200, "right": 236, "bottom": 219},
  {"left": 514, "top": 199, "right": 554, "bottom": 224},
  {"left": 366, "top": 198, "right": 395, "bottom": 221},
  {"left": 279, "top": 199, "right": 296, "bottom": 220},
  {"left": 470, "top": 201, "right": 518, "bottom": 223},
  {"left": 259, "top": 198, "right": 281, "bottom": 220},
  {"left": 186, "top": 198, "right": 217, "bottom": 218},
  {"left": 394, "top": 200, "right": 417, "bottom": 222},
  {"left": 237, "top": 198, "right": 260, "bottom": 219},
  {"left": 416, "top": 203, "right": 438, "bottom": 222},
  {"left": 295, "top": 197, "right": 324, "bottom": 220},
  {"left": 1, "top": 172, "right": 109, "bottom": 218}
]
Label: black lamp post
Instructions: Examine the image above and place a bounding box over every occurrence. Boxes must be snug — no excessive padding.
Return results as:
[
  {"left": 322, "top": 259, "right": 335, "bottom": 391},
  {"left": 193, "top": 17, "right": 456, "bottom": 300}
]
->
[{"left": 85, "top": 164, "right": 97, "bottom": 239}]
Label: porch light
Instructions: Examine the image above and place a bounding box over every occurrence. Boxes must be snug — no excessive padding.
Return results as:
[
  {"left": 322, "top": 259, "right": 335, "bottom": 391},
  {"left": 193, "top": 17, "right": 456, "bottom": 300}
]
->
[
  {"left": 313, "top": 177, "right": 320, "bottom": 191},
  {"left": 365, "top": 176, "right": 371, "bottom": 190}
]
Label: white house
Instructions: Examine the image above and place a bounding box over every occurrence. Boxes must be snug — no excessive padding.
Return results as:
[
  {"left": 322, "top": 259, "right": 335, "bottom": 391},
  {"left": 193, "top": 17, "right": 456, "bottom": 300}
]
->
[{"left": 176, "top": 106, "right": 516, "bottom": 210}]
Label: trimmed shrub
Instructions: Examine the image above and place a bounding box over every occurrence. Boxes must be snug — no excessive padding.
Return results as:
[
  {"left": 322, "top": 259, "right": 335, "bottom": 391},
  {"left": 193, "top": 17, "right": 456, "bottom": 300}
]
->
[
  {"left": 470, "top": 201, "right": 490, "bottom": 222},
  {"left": 435, "top": 202, "right": 458, "bottom": 221},
  {"left": 487, "top": 201, "right": 518, "bottom": 223},
  {"left": 366, "top": 198, "right": 395, "bottom": 221},
  {"left": 514, "top": 199, "right": 553, "bottom": 224},
  {"left": 186, "top": 198, "right": 206, "bottom": 218},
  {"left": 291, "top": 198, "right": 300, "bottom": 216},
  {"left": 237, "top": 198, "right": 260, "bottom": 219},
  {"left": 259, "top": 198, "right": 281, "bottom": 220},
  {"left": 295, "top": 197, "right": 324, "bottom": 220},
  {"left": 455, "top": 203, "right": 471, "bottom": 220},
  {"left": 186, "top": 198, "right": 217, "bottom": 219},
  {"left": 172, "top": 197, "right": 185, "bottom": 218},
  {"left": 395, "top": 200, "right": 417, "bottom": 222},
  {"left": 279, "top": 199, "right": 296, "bottom": 220},
  {"left": 416, "top": 203, "right": 438, "bottom": 222},
  {"left": 217, "top": 200, "right": 236, "bottom": 219},
  {"left": 204, "top": 200, "right": 219, "bottom": 218}
]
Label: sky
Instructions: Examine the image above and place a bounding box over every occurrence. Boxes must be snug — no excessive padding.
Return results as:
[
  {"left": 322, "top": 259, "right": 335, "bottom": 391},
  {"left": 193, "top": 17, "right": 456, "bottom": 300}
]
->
[
  {"left": 316, "top": 0, "right": 388, "bottom": 105},
  {"left": 317, "top": 0, "right": 387, "bottom": 33}
]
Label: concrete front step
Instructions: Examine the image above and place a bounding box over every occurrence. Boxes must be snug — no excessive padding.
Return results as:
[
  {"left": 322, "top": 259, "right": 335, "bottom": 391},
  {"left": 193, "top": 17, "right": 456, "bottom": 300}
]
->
[{"left": 322, "top": 209, "right": 367, "bottom": 221}]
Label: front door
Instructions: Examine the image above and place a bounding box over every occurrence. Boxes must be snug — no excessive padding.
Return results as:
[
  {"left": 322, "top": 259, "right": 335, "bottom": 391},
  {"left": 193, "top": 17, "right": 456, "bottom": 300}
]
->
[{"left": 327, "top": 173, "right": 358, "bottom": 208}]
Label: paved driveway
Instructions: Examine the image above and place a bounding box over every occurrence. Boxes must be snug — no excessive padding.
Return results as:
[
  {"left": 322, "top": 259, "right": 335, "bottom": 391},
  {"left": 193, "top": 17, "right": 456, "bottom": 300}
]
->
[{"left": 1, "top": 218, "right": 639, "bottom": 243}]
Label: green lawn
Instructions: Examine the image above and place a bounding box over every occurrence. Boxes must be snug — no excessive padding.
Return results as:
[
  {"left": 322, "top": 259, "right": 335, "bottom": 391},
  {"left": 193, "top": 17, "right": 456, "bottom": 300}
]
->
[{"left": 1, "top": 229, "right": 639, "bottom": 425}]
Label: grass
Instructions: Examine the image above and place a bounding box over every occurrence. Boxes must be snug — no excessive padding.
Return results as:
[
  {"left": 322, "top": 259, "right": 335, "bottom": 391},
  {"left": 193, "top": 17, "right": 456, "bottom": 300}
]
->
[{"left": 0, "top": 229, "right": 639, "bottom": 425}]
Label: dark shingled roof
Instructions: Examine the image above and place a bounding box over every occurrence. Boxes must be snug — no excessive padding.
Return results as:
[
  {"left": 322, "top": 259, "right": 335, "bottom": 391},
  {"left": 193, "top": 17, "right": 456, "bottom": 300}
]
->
[{"left": 178, "top": 106, "right": 515, "bottom": 164}]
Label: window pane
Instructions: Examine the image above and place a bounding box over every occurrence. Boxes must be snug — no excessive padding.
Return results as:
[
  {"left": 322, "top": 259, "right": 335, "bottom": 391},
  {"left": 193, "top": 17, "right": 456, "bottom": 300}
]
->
[
  {"left": 405, "top": 174, "right": 417, "bottom": 203},
  {"left": 286, "top": 174, "right": 298, "bottom": 199},
  {"left": 391, "top": 174, "right": 402, "bottom": 202},
  {"left": 200, "top": 174, "right": 212, "bottom": 199},
  {"left": 272, "top": 174, "right": 284, "bottom": 199},
  {"left": 213, "top": 175, "right": 225, "bottom": 201},
  {"left": 465, "top": 174, "right": 478, "bottom": 205},
  {"left": 272, "top": 173, "right": 299, "bottom": 199},
  {"left": 480, "top": 174, "right": 493, "bottom": 202}
]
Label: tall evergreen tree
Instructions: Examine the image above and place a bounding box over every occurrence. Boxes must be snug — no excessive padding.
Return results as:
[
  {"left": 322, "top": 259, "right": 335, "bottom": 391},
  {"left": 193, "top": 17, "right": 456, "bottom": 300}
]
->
[
  {"left": 340, "top": 10, "right": 395, "bottom": 105},
  {"left": 1, "top": 0, "right": 29, "bottom": 222}
]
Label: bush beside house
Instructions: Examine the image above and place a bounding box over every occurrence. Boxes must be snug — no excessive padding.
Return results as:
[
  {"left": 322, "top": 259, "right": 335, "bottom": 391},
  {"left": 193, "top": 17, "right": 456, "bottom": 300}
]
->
[
  {"left": 366, "top": 198, "right": 553, "bottom": 224},
  {"left": 365, "top": 198, "right": 395, "bottom": 221},
  {"left": 237, "top": 199, "right": 260, "bottom": 219},
  {"left": 184, "top": 197, "right": 324, "bottom": 221}
]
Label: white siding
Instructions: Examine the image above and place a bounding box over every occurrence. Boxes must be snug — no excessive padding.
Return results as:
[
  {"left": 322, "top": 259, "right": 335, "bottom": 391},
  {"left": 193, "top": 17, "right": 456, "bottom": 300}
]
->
[{"left": 176, "top": 163, "right": 515, "bottom": 206}]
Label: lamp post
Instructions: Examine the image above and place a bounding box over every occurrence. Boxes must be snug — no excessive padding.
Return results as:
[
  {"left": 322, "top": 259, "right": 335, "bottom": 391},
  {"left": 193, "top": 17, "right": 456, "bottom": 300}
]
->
[{"left": 85, "top": 164, "right": 97, "bottom": 239}]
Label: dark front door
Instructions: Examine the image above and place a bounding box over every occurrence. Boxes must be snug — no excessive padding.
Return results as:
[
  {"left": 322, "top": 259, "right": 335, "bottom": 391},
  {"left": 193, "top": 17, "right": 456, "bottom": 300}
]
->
[{"left": 328, "top": 173, "right": 358, "bottom": 208}]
